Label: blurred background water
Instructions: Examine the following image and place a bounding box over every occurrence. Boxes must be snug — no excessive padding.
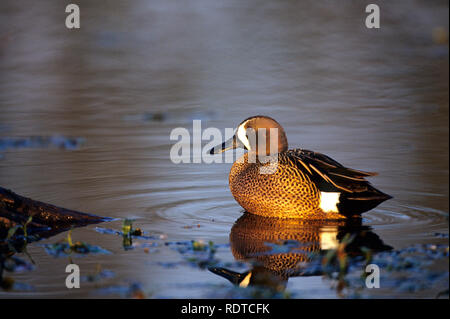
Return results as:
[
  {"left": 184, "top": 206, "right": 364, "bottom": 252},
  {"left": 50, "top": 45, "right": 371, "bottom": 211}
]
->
[{"left": 0, "top": 0, "right": 448, "bottom": 298}]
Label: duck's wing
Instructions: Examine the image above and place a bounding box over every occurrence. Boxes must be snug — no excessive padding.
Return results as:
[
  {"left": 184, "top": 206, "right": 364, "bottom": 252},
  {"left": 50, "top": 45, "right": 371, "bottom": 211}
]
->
[
  {"left": 283, "top": 149, "right": 379, "bottom": 194},
  {"left": 278, "top": 149, "right": 392, "bottom": 215}
]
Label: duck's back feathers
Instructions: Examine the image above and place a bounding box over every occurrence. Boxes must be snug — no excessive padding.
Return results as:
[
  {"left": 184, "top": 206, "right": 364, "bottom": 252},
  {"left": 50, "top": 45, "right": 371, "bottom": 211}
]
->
[
  {"left": 283, "top": 149, "right": 374, "bottom": 193},
  {"left": 284, "top": 149, "right": 392, "bottom": 215}
]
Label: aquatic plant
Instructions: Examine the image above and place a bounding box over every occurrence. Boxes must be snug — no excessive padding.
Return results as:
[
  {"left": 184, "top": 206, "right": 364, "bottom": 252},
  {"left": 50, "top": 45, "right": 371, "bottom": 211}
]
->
[
  {"left": 6, "top": 216, "right": 33, "bottom": 241},
  {"left": 95, "top": 219, "right": 160, "bottom": 251},
  {"left": 0, "top": 253, "right": 34, "bottom": 291},
  {"left": 314, "top": 241, "right": 449, "bottom": 298},
  {"left": 164, "top": 240, "right": 227, "bottom": 269},
  {"left": 95, "top": 282, "right": 148, "bottom": 299},
  {"left": 81, "top": 264, "right": 115, "bottom": 283},
  {"left": 43, "top": 230, "right": 110, "bottom": 257}
]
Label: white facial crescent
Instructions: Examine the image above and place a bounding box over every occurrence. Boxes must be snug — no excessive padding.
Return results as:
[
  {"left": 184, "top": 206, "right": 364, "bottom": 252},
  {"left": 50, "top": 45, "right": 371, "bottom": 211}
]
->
[{"left": 236, "top": 122, "right": 251, "bottom": 151}]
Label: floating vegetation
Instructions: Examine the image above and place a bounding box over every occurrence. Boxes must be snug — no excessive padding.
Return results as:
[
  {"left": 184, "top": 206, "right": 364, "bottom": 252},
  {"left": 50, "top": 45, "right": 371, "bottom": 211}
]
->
[
  {"left": 162, "top": 240, "right": 246, "bottom": 273},
  {"left": 42, "top": 230, "right": 110, "bottom": 258},
  {"left": 0, "top": 253, "right": 35, "bottom": 291},
  {"left": 206, "top": 283, "right": 293, "bottom": 299},
  {"left": 0, "top": 217, "right": 37, "bottom": 266},
  {"left": 198, "top": 225, "right": 449, "bottom": 299},
  {"left": 95, "top": 282, "right": 148, "bottom": 299},
  {"left": 318, "top": 233, "right": 363, "bottom": 296},
  {"left": 142, "top": 112, "right": 168, "bottom": 122},
  {"left": 122, "top": 218, "right": 140, "bottom": 236},
  {"left": 95, "top": 219, "right": 160, "bottom": 251},
  {"left": 1, "top": 215, "right": 45, "bottom": 247},
  {"left": 81, "top": 264, "right": 115, "bottom": 283},
  {"left": 0, "top": 276, "right": 34, "bottom": 292},
  {"left": 302, "top": 241, "right": 450, "bottom": 298},
  {"left": 1, "top": 255, "right": 34, "bottom": 273},
  {"left": 1, "top": 205, "right": 447, "bottom": 298},
  {"left": 95, "top": 228, "right": 148, "bottom": 239},
  {"left": 0, "top": 136, "right": 84, "bottom": 155},
  {"left": 123, "top": 112, "right": 168, "bottom": 123},
  {"left": 164, "top": 240, "right": 227, "bottom": 269},
  {"left": 6, "top": 216, "right": 33, "bottom": 242},
  {"left": 123, "top": 109, "right": 216, "bottom": 124}
]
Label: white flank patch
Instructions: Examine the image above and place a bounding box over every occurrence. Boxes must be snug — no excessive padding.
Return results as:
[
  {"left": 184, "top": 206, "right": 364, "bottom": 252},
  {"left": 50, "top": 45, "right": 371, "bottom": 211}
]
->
[
  {"left": 319, "top": 192, "right": 340, "bottom": 213},
  {"left": 320, "top": 229, "right": 339, "bottom": 250}
]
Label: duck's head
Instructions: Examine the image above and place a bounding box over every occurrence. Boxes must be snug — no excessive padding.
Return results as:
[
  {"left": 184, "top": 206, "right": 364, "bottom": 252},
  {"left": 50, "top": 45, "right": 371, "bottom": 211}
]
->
[
  {"left": 208, "top": 266, "right": 287, "bottom": 291},
  {"left": 209, "top": 115, "right": 288, "bottom": 156}
]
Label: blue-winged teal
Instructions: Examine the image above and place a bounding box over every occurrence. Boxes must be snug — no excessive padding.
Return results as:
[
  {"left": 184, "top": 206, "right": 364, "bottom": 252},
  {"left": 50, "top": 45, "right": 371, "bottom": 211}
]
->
[
  {"left": 209, "top": 115, "right": 392, "bottom": 219},
  {"left": 209, "top": 214, "right": 391, "bottom": 289}
]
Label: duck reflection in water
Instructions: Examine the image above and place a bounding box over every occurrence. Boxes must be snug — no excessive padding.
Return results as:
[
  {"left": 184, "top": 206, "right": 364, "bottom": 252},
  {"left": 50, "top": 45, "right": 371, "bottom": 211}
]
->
[{"left": 209, "top": 213, "right": 392, "bottom": 292}]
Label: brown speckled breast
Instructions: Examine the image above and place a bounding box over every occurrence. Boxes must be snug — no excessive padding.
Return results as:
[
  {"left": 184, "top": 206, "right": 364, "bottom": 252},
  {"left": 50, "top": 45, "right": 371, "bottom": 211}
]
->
[
  {"left": 230, "top": 214, "right": 345, "bottom": 278},
  {"left": 229, "top": 152, "right": 345, "bottom": 219}
]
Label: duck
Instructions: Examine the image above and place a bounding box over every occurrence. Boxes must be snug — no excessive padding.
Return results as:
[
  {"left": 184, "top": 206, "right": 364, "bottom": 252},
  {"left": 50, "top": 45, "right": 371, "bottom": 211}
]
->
[
  {"left": 208, "top": 213, "right": 393, "bottom": 291},
  {"left": 209, "top": 115, "right": 392, "bottom": 219},
  {"left": 209, "top": 213, "right": 392, "bottom": 290}
]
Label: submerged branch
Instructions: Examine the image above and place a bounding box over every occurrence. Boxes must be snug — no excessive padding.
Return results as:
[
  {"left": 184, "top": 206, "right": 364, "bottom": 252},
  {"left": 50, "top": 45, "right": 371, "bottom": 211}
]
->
[{"left": 0, "top": 186, "right": 111, "bottom": 241}]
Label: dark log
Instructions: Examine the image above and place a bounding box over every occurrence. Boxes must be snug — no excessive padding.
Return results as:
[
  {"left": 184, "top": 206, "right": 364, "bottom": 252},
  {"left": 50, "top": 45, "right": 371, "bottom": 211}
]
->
[{"left": 0, "top": 186, "right": 111, "bottom": 239}]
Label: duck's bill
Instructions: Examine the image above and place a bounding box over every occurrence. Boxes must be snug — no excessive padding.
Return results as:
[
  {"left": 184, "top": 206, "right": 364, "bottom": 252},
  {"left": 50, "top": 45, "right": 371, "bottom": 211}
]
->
[
  {"left": 209, "top": 135, "right": 244, "bottom": 154},
  {"left": 208, "top": 267, "right": 248, "bottom": 285}
]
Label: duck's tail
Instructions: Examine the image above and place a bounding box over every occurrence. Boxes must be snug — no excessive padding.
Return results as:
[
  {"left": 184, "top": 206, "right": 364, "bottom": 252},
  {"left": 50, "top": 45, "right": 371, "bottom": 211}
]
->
[{"left": 337, "top": 185, "right": 392, "bottom": 216}]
